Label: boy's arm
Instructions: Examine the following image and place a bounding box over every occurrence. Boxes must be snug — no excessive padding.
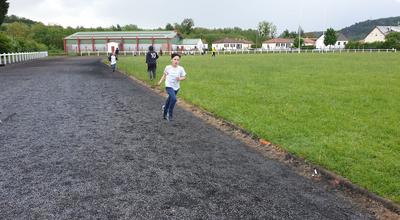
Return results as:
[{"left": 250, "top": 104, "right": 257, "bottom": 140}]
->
[{"left": 157, "top": 72, "right": 166, "bottom": 86}]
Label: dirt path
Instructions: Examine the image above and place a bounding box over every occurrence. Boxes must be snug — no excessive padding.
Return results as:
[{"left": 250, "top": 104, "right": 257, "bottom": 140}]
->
[{"left": 0, "top": 57, "right": 373, "bottom": 219}]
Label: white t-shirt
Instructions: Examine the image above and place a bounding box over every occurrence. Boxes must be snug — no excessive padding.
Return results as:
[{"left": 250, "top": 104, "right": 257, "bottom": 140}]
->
[
  {"left": 164, "top": 65, "right": 186, "bottom": 90},
  {"left": 110, "top": 55, "right": 117, "bottom": 65}
]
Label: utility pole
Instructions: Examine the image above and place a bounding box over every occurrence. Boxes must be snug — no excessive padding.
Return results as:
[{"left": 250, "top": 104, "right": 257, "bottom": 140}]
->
[{"left": 298, "top": 26, "right": 301, "bottom": 54}]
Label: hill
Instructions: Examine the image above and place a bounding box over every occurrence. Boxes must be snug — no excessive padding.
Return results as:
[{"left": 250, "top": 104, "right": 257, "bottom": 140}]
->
[{"left": 340, "top": 16, "right": 400, "bottom": 40}]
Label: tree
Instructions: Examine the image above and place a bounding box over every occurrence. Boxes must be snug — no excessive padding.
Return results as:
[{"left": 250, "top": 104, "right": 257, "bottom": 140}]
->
[
  {"left": 281, "top": 29, "right": 290, "bottom": 38},
  {"left": 0, "top": 32, "right": 12, "bottom": 53},
  {"left": 324, "top": 28, "right": 337, "bottom": 47},
  {"left": 384, "top": 32, "right": 400, "bottom": 50},
  {"left": 180, "top": 18, "right": 194, "bottom": 35},
  {"left": 293, "top": 36, "right": 304, "bottom": 48},
  {"left": 165, "top": 23, "right": 174, "bottom": 31},
  {"left": 258, "top": 21, "right": 277, "bottom": 39},
  {"left": 0, "top": 0, "right": 9, "bottom": 25},
  {"left": 5, "top": 22, "right": 31, "bottom": 39}
]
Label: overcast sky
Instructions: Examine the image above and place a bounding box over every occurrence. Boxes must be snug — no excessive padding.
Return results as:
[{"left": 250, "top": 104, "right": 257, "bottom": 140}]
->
[{"left": 7, "top": 0, "right": 400, "bottom": 33}]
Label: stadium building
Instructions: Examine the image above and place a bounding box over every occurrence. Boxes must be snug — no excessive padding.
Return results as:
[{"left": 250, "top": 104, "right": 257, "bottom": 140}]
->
[{"left": 64, "top": 31, "right": 180, "bottom": 54}]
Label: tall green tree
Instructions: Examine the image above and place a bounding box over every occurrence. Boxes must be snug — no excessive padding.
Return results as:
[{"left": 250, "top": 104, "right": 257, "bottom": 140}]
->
[
  {"left": 324, "top": 28, "right": 337, "bottom": 47},
  {"left": 258, "top": 21, "right": 276, "bottom": 38},
  {"left": 165, "top": 23, "right": 174, "bottom": 31},
  {"left": 180, "top": 18, "right": 194, "bottom": 35},
  {"left": 0, "top": 32, "right": 12, "bottom": 53},
  {"left": 0, "top": 0, "right": 9, "bottom": 25},
  {"left": 383, "top": 32, "right": 400, "bottom": 50},
  {"left": 6, "top": 22, "right": 31, "bottom": 39},
  {"left": 293, "top": 36, "right": 304, "bottom": 48}
]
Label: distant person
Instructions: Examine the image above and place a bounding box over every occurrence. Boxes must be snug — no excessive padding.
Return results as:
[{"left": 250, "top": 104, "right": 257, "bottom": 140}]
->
[
  {"left": 159, "top": 48, "right": 163, "bottom": 56},
  {"left": 146, "top": 46, "right": 159, "bottom": 80},
  {"left": 109, "top": 52, "right": 118, "bottom": 72},
  {"left": 212, "top": 47, "right": 217, "bottom": 57},
  {"left": 157, "top": 53, "right": 186, "bottom": 121},
  {"left": 115, "top": 47, "right": 120, "bottom": 56}
]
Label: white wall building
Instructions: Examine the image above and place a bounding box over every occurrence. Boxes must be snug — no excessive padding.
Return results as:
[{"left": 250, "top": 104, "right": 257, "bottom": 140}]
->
[
  {"left": 212, "top": 38, "right": 253, "bottom": 51},
  {"left": 364, "top": 26, "right": 400, "bottom": 43},
  {"left": 316, "top": 33, "right": 348, "bottom": 49},
  {"left": 107, "top": 42, "right": 119, "bottom": 53},
  {"left": 262, "top": 38, "right": 294, "bottom": 50},
  {"left": 173, "top": 39, "right": 206, "bottom": 51}
]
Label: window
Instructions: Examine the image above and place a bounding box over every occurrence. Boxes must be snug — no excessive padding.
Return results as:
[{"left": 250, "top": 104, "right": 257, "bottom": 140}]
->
[{"left": 224, "top": 44, "right": 229, "bottom": 47}]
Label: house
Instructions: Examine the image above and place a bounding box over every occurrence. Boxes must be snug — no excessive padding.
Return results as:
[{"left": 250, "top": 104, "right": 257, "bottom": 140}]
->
[
  {"left": 316, "top": 33, "right": 348, "bottom": 49},
  {"left": 364, "top": 26, "right": 400, "bottom": 43},
  {"left": 64, "top": 31, "right": 179, "bottom": 54},
  {"left": 262, "top": 38, "right": 293, "bottom": 50},
  {"left": 303, "top": 38, "right": 316, "bottom": 47},
  {"left": 173, "top": 39, "right": 206, "bottom": 51},
  {"left": 212, "top": 38, "right": 253, "bottom": 50}
]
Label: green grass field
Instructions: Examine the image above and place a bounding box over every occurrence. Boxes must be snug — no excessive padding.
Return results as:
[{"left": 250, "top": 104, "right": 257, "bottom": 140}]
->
[{"left": 117, "top": 53, "right": 400, "bottom": 203}]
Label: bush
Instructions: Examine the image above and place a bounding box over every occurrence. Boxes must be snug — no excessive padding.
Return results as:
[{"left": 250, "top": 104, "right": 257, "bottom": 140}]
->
[{"left": 0, "top": 32, "right": 12, "bottom": 53}]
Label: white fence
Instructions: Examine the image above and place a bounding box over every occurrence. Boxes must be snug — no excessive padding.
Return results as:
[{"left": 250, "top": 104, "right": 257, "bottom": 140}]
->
[
  {"left": 0, "top": 52, "right": 48, "bottom": 66},
  {"left": 79, "top": 48, "right": 397, "bottom": 57}
]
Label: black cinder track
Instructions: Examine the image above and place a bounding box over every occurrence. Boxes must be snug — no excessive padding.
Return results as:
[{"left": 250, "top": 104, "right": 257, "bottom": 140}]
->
[{"left": 0, "top": 57, "right": 373, "bottom": 219}]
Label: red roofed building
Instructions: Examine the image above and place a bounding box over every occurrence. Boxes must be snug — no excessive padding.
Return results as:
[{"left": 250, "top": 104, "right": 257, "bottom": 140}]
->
[{"left": 262, "top": 38, "right": 294, "bottom": 50}]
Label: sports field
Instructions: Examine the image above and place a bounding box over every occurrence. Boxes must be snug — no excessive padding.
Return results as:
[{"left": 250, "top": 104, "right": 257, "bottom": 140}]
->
[{"left": 117, "top": 53, "right": 400, "bottom": 203}]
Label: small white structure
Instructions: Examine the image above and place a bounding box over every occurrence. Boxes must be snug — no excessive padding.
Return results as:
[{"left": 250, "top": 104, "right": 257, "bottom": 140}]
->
[
  {"left": 107, "top": 42, "right": 119, "bottom": 53},
  {"left": 364, "top": 26, "right": 400, "bottom": 43},
  {"left": 212, "top": 38, "right": 253, "bottom": 51},
  {"left": 262, "top": 38, "right": 294, "bottom": 50},
  {"left": 173, "top": 39, "right": 206, "bottom": 51},
  {"left": 316, "top": 33, "right": 348, "bottom": 49}
]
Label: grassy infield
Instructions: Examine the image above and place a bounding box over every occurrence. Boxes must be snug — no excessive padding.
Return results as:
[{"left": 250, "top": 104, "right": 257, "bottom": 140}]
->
[{"left": 117, "top": 53, "right": 400, "bottom": 203}]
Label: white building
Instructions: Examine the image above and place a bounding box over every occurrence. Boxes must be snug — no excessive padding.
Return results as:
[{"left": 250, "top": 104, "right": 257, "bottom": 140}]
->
[
  {"left": 107, "top": 42, "right": 119, "bottom": 53},
  {"left": 262, "top": 38, "right": 294, "bottom": 50},
  {"left": 212, "top": 38, "right": 253, "bottom": 51},
  {"left": 364, "top": 26, "right": 400, "bottom": 43},
  {"left": 173, "top": 39, "right": 206, "bottom": 51},
  {"left": 316, "top": 33, "right": 348, "bottom": 49}
]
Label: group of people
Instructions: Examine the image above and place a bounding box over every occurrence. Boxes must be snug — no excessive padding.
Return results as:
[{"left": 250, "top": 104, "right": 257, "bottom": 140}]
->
[{"left": 108, "top": 46, "right": 186, "bottom": 122}]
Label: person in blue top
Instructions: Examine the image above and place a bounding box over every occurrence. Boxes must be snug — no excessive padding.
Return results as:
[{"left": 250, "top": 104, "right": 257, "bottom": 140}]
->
[
  {"left": 157, "top": 53, "right": 187, "bottom": 121},
  {"left": 146, "top": 46, "right": 159, "bottom": 80}
]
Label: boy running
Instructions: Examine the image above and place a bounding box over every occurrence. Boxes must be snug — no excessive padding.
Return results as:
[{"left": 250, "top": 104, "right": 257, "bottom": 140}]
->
[
  {"left": 109, "top": 52, "right": 117, "bottom": 72},
  {"left": 157, "top": 53, "right": 186, "bottom": 121}
]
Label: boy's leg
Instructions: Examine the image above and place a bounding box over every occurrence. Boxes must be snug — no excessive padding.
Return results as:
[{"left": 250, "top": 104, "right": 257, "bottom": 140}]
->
[
  {"left": 152, "top": 65, "right": 157, "bottom": 79},
  {"left": 163, "top": 88, "right": 172, "bottom": 119},
  {"left": 147, "top": 65, "right": 152, "bottom": 80},
  {"left": 166, "top": 88, "right": 179, "bottom": 120}
]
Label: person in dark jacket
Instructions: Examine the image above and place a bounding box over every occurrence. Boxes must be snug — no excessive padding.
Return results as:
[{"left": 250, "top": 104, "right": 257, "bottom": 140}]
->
[{"left": 146, "top": 46, "right": 159, "bottom": 80}]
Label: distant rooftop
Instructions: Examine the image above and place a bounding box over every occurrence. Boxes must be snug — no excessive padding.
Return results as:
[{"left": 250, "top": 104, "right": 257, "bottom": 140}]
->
[
  {"left": 65, "top": 31, "right": 177, "bottom": 39},
  {"left": 376, "top": 26, "right": 400, "bottom": 35},
  {"left": 213, "top": 38, "right": 253, "bottom": 44},
  {"left": 175, "top": 39, "right": 203, "bottom": 45}
]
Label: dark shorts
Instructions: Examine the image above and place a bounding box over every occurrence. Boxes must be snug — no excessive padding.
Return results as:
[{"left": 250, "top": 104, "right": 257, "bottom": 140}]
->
[{"left": 147, "top": 63, "right": 157, "bottom": 71}]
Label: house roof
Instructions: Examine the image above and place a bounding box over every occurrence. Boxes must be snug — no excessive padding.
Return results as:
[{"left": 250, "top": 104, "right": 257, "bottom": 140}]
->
[
  {"left": 175, "top": 39, "right": 202, "bottom": 45},
  {"left": 303, "top": 38, "right": 316, "bottom": 44},
  {"left": 337, "top": 33, "right": 348, "bottom": 41},
  {"left": 264, "top": 38, "right": 294, "bottom": 44},
  {"left": 317, "top": 33, "right": 348, "bottom": 41},
  {"left": 376, "top": 26, "right": 400, "bottom": 36},
  {"left": 213, "top": 38, "right": 253, "bottom": 44},
  {"left": 65, "top": 31, "right": 177, "bottom": 40}
]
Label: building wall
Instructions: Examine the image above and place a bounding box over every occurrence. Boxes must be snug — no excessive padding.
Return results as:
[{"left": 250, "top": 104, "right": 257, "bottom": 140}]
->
[
  {"left": 364, "top": 28, "right": 386, "bottom": 43},
  {"left": 212, "top": 43, "right": 252, "bottom": 50},
  {"left": 65, "top": 38, "right": 172, "bottom": 53},
  {"left": 262, "top": 43, "right": 293, "bottom": 50},
  {"left": 316, "top": 35, "right": 347, "bottom": 49}
]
